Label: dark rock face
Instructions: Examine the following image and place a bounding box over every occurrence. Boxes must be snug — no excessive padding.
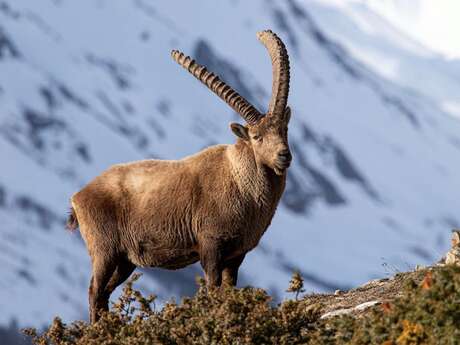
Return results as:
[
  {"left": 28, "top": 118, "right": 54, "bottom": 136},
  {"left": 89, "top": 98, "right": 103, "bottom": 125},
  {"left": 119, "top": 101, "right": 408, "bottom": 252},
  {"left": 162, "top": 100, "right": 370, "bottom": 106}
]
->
[
  {"left": 0, "top": 26, "right": 20, "bottom": 59},
  {"left": 0, "top": 185, "right": 5, "bottom": 207},
  {"left": 86, "top": 54, "right": 133, "bottom": 90},
  {"left": 23, "top": 108, "right": 66, "bottom": 150},
  {"left": 15, "top": 196, "right": 64, "bottom": 231},
  {"left": 193, "top": 39, "right": 267, "bottom": 113},
  {"left": 283, "top": 151, "right": 346, "bottom": 215},
  {"left": 282, "top": 120, "right": 381, "bottom": 214}
]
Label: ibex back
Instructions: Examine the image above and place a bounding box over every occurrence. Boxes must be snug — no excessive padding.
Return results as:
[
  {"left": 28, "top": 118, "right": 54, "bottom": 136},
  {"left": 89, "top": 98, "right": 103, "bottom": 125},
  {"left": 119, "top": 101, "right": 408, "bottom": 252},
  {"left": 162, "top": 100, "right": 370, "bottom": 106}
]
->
[{"left": 68, "top": 30, "right": 292, "bottom": 323}]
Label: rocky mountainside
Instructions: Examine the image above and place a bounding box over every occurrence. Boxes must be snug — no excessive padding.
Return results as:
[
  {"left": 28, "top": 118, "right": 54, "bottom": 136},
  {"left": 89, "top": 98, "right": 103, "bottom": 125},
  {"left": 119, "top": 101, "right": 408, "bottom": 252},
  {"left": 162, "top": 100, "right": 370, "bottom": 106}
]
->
[{"left": 1, "top": 0, "right": 460, "bottom": 329}]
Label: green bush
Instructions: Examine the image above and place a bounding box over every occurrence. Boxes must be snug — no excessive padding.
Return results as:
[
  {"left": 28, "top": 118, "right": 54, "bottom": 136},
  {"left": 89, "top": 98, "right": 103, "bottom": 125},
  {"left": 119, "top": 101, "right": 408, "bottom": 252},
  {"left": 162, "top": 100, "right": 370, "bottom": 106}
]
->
[{"left": 25, "top": 265, "right": 460, "bottom": 345}]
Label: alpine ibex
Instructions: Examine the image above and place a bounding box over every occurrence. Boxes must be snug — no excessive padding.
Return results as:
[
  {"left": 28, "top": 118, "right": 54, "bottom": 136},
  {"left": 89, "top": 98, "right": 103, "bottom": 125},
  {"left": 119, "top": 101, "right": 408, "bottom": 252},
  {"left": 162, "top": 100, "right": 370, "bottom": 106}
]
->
[{"left": 67, "top": 30, "right": 291, "bottom": 323}]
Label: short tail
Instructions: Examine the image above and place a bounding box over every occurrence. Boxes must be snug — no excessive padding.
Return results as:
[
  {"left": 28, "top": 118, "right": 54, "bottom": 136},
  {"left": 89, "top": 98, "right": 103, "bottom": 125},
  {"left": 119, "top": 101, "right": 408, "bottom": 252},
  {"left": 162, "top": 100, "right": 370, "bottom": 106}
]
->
[{"left": 66, "top": 207, "right": 79, "bottom": 231}]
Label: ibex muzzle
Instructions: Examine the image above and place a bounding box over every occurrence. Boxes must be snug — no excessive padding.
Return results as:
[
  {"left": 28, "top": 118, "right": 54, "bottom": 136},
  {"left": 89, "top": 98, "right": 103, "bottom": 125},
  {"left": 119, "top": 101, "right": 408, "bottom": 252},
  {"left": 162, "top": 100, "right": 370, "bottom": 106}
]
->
[{"left": 67, "top": 30, "right": 292, "bottom": 323}]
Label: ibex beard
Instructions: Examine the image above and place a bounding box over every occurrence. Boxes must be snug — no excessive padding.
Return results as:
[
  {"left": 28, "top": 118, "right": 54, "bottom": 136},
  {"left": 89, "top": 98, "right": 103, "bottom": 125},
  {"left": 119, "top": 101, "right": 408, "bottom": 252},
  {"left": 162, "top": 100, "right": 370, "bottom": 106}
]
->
[{"left": 67, "top": 30, "right": 292, "bottom": 323}]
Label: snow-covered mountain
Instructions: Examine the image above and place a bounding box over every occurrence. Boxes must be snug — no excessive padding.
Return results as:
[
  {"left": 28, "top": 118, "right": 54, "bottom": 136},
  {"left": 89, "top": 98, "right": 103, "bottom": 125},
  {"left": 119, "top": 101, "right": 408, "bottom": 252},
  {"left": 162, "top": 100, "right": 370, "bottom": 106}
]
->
[
  {"left": 304, "top": 0, "right": 460, "bottom": 118},
  {"left": 1, "top": 0, "right": 460, "bottom": 329}
]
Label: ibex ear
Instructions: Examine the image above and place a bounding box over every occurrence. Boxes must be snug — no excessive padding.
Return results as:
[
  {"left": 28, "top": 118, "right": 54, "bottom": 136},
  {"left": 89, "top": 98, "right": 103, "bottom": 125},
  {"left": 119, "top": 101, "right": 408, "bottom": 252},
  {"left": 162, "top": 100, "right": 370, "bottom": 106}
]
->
[
  {"left": 284, "top": 106, "right": 291, "bottom": 123},
  {"left": 230, "top": 123, "right": 249, "bottom": 140}
]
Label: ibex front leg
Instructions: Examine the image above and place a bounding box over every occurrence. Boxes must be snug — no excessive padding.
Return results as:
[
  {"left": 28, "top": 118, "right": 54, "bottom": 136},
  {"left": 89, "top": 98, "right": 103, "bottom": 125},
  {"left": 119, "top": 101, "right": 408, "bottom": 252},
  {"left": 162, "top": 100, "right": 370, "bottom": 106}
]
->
[
  {"left": 200, "top": 242, "right": 223, "bottom": 288},
  {"left": 222, "top": 254, "right": 245, "bottom": 287}
]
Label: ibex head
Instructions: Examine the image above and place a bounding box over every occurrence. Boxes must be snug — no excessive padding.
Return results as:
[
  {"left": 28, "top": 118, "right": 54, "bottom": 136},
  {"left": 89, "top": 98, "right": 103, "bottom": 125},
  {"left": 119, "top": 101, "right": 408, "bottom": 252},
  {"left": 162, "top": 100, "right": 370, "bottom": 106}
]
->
[{"left": 172, "top": 30, "right": 291, "bottom": 175}]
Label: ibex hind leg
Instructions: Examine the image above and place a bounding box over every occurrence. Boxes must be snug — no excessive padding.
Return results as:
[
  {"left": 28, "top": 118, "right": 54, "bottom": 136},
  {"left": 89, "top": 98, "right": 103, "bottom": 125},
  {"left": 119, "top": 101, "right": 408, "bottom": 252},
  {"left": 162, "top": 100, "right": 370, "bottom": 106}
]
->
[
  {"left": 88, "top": 255, "right": 117, "bottom": 323},
  {"left": 103, "top": 258, "right": 136, "bottom": 300}
]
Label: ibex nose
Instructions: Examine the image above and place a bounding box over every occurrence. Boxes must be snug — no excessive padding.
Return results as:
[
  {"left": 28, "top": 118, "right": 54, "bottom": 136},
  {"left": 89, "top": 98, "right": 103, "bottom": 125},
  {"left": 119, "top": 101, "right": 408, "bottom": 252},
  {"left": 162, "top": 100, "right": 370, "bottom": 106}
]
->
[{"left": 278, "top": 149, "right": 292, "bottom": 163}]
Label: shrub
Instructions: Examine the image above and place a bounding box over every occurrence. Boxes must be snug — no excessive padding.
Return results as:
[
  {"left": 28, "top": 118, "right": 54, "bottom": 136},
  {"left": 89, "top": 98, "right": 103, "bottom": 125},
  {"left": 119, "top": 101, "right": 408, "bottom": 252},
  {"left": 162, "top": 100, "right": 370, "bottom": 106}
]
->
[{"left": 25, "top": 265, "right": 460, "bottom": 345}]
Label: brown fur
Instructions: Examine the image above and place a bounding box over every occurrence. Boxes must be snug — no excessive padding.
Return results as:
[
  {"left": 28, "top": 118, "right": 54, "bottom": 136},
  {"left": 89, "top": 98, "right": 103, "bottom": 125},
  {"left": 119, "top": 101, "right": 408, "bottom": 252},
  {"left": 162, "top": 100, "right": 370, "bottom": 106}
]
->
[
  {"left": 66, "top": 207, "right": 78, "bottom": 231},
  {"left": 68, "top": 30, "right": 292, "bottom": 323}
]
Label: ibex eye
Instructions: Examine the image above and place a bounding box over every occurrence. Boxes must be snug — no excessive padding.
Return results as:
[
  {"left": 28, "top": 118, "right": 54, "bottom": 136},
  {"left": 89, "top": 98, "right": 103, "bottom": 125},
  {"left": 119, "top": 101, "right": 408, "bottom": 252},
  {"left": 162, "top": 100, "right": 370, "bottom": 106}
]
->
[{"left": 253, "top": 135, "right": 262, "bottom": 141}]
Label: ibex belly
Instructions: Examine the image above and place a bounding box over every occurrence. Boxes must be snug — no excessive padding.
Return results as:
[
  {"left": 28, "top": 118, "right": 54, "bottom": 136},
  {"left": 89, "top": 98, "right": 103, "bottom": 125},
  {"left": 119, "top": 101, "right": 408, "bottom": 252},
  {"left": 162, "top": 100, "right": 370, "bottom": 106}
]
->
[
  {"left": 129, "top": 240, "right": 199, "bottom": 269},
  {"left": 127, "top": 223, "right": 199, "bottom": 269}
]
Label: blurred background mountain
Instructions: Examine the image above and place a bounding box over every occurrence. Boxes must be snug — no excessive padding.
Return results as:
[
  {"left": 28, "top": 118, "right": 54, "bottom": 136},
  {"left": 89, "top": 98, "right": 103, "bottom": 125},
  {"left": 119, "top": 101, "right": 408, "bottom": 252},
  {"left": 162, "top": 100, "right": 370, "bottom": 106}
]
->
[{"left": 1, "top": 0, "right": 460, "bottom": 343}]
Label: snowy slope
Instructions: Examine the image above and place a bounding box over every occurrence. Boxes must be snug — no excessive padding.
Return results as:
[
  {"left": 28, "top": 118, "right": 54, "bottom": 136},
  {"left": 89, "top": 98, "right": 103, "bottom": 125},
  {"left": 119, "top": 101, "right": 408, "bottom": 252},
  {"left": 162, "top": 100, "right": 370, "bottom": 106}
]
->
[
  {"left": 1, "top": 0, "right": 460, "bottom": 327},
  {"left": 305, "top": 0, "right": 460, "bottom": 117}
]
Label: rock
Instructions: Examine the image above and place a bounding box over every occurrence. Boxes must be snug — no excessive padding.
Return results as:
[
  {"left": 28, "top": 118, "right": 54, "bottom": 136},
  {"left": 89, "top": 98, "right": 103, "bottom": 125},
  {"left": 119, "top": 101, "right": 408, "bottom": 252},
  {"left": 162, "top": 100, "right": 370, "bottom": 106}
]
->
[
  {"left": 320, "top": 300, "right": 381, "bottom": 319},
  {"left": 445, "top": 247, "right": 460, "bottom": 265},
  {"left": 440, "top": 230, "right": 460, "bottom": 265}
]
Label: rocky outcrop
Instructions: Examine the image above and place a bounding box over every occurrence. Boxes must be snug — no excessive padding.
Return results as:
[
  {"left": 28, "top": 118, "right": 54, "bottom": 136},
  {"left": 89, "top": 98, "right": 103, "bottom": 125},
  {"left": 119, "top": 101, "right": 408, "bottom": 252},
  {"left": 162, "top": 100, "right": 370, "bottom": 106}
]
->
[{"left": 309, "top": 231, "right": 460, "bottom": 320}]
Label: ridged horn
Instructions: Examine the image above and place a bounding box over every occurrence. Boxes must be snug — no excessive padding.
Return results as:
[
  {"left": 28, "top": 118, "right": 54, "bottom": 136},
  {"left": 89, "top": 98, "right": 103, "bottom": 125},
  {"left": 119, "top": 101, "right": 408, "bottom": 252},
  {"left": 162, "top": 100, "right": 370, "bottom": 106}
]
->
[
  {"left": 171, "top": 50, "right": 262, "bottom": 124},
  {"left": 256, "top": 30, "right": 290, "bottom": 118}
]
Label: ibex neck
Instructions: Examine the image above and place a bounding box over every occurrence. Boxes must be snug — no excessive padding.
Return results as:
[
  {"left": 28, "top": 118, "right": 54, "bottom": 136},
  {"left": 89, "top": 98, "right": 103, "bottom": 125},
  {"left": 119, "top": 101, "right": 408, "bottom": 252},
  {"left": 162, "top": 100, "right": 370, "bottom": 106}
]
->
[{"left": 227, "top": 140, "right": 285, "bottom": 209}]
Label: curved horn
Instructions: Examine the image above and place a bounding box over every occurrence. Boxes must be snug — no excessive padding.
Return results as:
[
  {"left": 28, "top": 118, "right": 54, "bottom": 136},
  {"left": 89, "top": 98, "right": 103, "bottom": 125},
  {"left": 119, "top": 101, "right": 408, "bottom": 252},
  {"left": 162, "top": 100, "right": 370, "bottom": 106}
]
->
[
  {"left": 256, "top": 30, "right": 290, "bottom": 117},
  {"left": 171, "top": 50, "right": 262, "bottom": 124}
]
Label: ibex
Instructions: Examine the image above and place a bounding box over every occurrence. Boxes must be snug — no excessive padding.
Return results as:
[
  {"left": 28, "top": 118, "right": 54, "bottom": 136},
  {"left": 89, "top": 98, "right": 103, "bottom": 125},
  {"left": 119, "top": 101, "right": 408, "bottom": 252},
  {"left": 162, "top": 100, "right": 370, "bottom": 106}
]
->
[{"left": 67, "top": 30, "right": 291, "bottom": 323}]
